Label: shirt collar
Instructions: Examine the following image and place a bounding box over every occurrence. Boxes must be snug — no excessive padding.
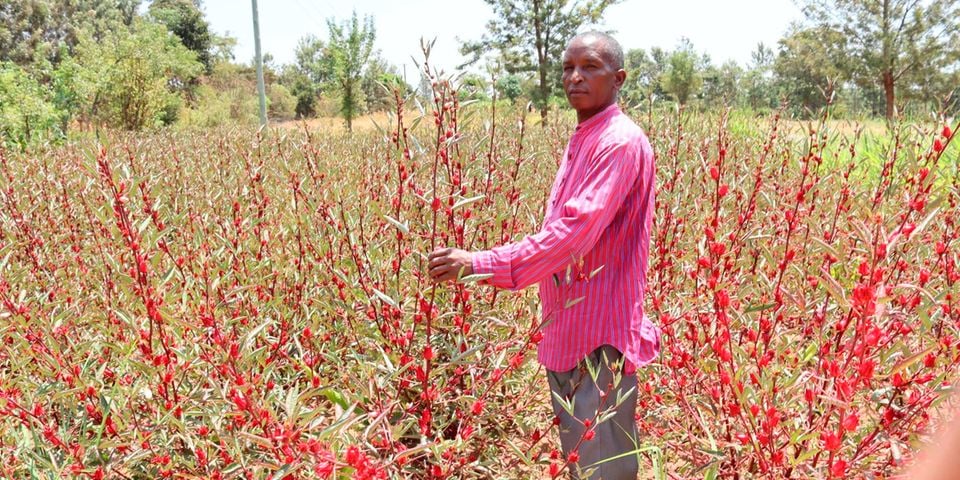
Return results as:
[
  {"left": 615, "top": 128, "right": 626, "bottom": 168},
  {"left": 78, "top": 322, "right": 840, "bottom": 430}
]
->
[{"left": 574, "top": 103, "right": 621, "bottom": 135}]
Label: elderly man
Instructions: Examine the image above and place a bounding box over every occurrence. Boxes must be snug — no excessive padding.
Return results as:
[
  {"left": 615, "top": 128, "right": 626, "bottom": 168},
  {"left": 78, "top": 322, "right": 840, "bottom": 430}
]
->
[{"left": 428, "top": 31, "right": 658, "bottom": 479}]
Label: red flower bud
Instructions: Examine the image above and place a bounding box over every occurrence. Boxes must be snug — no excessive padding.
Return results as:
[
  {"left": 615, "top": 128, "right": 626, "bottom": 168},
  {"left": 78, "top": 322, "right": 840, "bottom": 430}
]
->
[
  {"left": 842, "top": 412, "right": 859, "bottom": 431},
  {"left": 830, "top": 459, "right": 847, "bottom": 478}
]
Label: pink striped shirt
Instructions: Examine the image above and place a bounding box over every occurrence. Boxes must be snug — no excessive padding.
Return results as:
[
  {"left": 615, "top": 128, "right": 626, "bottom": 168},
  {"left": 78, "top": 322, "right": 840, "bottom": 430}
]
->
[{"left": 472, "top": 103, "right": 660, "bottom": 374}]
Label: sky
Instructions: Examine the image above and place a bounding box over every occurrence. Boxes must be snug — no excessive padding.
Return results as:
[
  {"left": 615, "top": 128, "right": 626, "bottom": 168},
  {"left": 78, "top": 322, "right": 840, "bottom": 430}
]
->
[{"left": 200, "top": 0, "right": 805, "bottom": 78}]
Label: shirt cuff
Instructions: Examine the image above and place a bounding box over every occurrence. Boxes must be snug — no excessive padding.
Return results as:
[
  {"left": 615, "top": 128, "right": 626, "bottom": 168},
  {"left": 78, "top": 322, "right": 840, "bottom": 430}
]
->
[
  {"left": 472, "top": 249, "right": 514, "bottom": 289},
  {"left": 472, "top": 250, "right": 495, "bottom": 276}
]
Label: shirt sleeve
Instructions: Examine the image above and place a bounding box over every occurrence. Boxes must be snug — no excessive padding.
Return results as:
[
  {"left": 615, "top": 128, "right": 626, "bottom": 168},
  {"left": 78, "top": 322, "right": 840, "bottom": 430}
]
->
[{"left": 472, "top": 139, "right": 641, "bottom": 291}]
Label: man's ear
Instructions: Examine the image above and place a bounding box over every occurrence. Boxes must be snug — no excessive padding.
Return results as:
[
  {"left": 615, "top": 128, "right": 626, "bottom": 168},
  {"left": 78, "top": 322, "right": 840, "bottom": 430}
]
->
[{"left": 614, "top": 69, "right": 627, "bottom": 90}]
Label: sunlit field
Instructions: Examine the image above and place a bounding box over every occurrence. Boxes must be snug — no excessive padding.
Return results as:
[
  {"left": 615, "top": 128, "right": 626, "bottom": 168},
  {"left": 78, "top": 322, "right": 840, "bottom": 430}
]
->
[{"left": 0, "top": 79, "right": 958, "bottom": 479}]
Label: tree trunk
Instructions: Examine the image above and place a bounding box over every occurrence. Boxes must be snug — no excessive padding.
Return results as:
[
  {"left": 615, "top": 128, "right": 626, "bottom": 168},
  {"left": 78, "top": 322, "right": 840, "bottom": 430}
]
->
[
  {"left": 880, "top": 0, "right": 896, "bottom": 120},
  {"left": 882, "top": 68, "right": 896, "bottom": 120},
  {"left": 538, "top": 61, "right": 549, "bottom": 123},
  {"left": 533, "top": 0, "right": 549, "bottom": 124}
]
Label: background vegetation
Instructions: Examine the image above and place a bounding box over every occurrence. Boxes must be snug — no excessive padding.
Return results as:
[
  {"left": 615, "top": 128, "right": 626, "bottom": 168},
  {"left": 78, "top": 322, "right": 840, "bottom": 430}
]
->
[{"left": 2, "top": 0, "right": 958, "bottom": 149}]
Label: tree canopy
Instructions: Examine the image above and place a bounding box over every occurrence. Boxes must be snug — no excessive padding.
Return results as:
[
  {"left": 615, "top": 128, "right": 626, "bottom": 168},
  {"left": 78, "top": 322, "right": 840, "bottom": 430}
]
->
[
  {"left": 460, "top": 0, "right": 619, "bottom": 121},
  {"left": 0, "top": 0, "right": 140, "bottom": 65},
  {"left": 799, "top": 0, "right": 960, "bottom": 119},
  {"left": 326, "top": 12, "right": 377, "bottom": 132},
  {"left": 148, "top": 0, "right": 214, "bottom": 73}
]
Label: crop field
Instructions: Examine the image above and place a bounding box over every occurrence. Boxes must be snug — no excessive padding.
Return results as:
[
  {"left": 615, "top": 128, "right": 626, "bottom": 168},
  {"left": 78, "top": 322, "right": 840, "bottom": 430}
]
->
[{"left": 0, "top": 81, "right": 958, "bottom": 479}]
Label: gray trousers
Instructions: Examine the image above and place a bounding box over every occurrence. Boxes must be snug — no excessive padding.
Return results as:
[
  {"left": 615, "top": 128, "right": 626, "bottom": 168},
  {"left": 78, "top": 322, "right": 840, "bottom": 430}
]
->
[{"left": 546, "top": 345, "right": 640, "bottom": 480}]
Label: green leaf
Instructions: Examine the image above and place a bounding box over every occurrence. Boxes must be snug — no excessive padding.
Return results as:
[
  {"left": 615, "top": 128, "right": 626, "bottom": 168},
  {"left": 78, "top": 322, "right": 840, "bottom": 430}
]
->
[
  {"left": 565, "top": 296, "right": 586, "bottom": 309},
  {"left": 243, "top": 318, "right": 273, "bottom": 351},
  {"left": 383, "top": 214, "right": 409, "bottom": 234},
  {"left": 285, "top": 384, "right": 300, "bottom": 420},
  {"left": 372, "top": 288, "right": 398, "bottom": 308},
  {"left": 453, "top": 194, "right": 485, "bottom": 210},
  {"left": 458, "top": 273, "right": 493, "bottom": 284},
  {"left": 505, "top": 438, "right": 532, "bottom": 466},
  {"left": 321, "top": 388, "right": 349, "bottom": 410},
  {"left": 551, "top": 390, "right": 575, "bottom": 417},
  {"left": 584, "top": 444, "right": 662, "bottom": 468},
  {"left": 589, "top": 265, "right": 605, "bottom": 279},
  {"left": 743, "top": 302, "right": 776, "bottom": 313},
  {"left": 887, "top": 345, "right": 936, "bottom": 378}
]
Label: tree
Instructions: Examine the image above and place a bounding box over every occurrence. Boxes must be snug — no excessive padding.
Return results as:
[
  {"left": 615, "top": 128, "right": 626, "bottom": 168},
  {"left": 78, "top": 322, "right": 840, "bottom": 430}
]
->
[
  {"left": 799, "top": 0, "right": 960, "bottom": 120},
  {"left": 326, "top": 12, "right": 376, "bottom": 132},
  {"left": 148, "top": 0, "right": 214, "bottom": 73},
  {"left": 0, "top": 0, "right": 141, "bottom": 66},
  {"left": 460, "top": 0, "right": 619, "bottom": 122},
  {"left": 701, "top": 60, "right": 742, "bottom": 109},
  {"left": 0, "top": 62, "right": 60, "bottom": 147},
  {"left": 279, "top": 35, "right": 332, "bottom": 118},
  {"left": 773, "top": 25, "right": 848, "bottom": 115},
  {"left": 294, "top": 35, "right": 333, "bottom": 85},
  {"left": 361, "top": 53, "right": 407, "bottom": 112},
  {"left": 619, "top": 48, "right": 658, "bottom": 107},
  {"left": 457, "top": 73, "right": 489, "bottom": 101},
  {"left": 660, "top": 38, "right": 704, "bottom": 106},
  {"left": 74, "top": 19, "right": 202, "bottom": 130},
  {"left": 495, "top": 74, "right": 524, "bottom": 103},
  {"left": 209, "top": 32, "right": 237, "bottom": 64},
  {"left": 741, "top": 42, "right": 778, "bottom": 111}
]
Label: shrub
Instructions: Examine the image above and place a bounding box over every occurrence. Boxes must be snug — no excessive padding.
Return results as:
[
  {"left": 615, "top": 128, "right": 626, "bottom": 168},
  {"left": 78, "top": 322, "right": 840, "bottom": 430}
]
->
[
  {"left": 0, "top": 62, "right": 60, "bottom": 148},
  {"left": 74, "top": 19, "right": 202, "bottom": 130}
]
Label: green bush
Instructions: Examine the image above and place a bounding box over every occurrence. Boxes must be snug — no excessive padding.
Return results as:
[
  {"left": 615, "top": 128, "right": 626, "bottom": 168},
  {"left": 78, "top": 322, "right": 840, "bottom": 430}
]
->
[
  {"left": 494, "top": 74, "right": 524, "bottom": 104},
  {"left": 0, "top": 62, "right": 61, "bottom": 149},
  {"left": 74, "top": 19, "right": 202, "bottom": 130},
  {"left": 267, "top": 83, "right": 297, "bottom": 121},
  {"left": 176, "top": 83, "right": 258, "bottom": 129}
]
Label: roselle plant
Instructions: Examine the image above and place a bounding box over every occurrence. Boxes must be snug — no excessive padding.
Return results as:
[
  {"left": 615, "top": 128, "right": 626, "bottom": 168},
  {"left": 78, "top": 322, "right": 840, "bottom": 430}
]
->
[
  {"left": 645, "top": 107, "right": 959, "bottom": 478},
  {"left": 0, "top": 50, "right": 958, "bottom": 479}
]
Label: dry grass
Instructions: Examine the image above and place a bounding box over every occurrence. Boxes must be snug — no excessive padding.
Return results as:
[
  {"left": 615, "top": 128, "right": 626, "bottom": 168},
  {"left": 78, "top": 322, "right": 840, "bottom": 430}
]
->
[{"left": 274, "top": 110, "right": 420, "bottom": 134}]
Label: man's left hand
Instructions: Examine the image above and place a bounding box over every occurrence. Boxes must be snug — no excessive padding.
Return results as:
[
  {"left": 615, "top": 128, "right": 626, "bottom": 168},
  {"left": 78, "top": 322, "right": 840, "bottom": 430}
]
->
[{"left": 427, "top": 248, "right": 474, "bottom": 283}]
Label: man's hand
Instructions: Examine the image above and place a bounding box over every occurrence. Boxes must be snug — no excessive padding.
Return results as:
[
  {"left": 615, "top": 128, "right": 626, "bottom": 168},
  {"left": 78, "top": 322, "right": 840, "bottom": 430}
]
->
[{"left": 427, "top": 248, "right": 474, "bottom": 283}]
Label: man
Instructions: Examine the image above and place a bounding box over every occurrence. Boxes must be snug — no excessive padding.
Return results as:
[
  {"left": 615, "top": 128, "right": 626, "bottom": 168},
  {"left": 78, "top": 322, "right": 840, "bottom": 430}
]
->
[{"left": 428, "top": 31, "right": 658, "bottom": 479}]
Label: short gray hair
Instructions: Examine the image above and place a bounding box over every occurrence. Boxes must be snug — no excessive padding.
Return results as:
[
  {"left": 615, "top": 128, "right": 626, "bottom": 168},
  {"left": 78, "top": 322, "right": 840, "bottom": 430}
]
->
[{"left": 568, "top": 31, "right": 624, "bottom": 70}]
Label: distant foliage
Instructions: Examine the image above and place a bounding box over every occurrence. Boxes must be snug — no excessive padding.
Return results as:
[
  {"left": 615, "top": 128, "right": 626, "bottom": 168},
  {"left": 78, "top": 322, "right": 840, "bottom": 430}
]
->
[
  {"left": 326, "top": 13, "right": 377, "bottom": 132},
  {"left": 799, "top": 0, "right": 960, "bottom": 119},
  {"left": 660, "top": 38, "right": 705, "bottom": 106},
  {"left": 460, "top": 0, "right": 620, "bottom": 121},
  {"left": 149, "top": 0, "right": 215, "bottom": 74},
  {"left": 774, "top": 26, "right": 848, "bottom": 115},
  {"left": 495, "top": 74, "right": 524, "bottom": 104},
  {"left": 0, "top": 0, "right": 140, "bottom": 65},
  {"left": 0, "top": 62, "right": 60, "bottom": 148},
  {"left": 177, "top": 62, "right": 259, "bottom": 128},
  {"left": 281, "top": 35, "right": 332, "bottom": 118},
  {"left": 267, "top": 83, "right": 297, "bottom": 121},
  {"left": 73, "top": 20, "right": 202, "bottom": 130}
]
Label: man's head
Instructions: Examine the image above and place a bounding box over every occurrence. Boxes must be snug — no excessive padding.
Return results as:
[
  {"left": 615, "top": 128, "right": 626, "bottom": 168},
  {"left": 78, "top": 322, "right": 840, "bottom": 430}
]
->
[{"left": 562, "top": 32, "right": 626, "bottom": 123}]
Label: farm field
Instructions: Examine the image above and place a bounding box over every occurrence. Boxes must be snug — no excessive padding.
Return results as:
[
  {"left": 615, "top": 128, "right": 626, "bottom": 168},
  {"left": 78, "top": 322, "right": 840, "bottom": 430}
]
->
[{"left": 0, "top": 90, "right": 958, "bottom": 480}]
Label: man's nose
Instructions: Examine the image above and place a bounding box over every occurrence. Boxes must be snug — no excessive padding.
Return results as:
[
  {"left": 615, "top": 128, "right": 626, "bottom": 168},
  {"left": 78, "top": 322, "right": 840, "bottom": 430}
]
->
[{"left": 569, "top": 68, "right": 584, "bottom": 82}]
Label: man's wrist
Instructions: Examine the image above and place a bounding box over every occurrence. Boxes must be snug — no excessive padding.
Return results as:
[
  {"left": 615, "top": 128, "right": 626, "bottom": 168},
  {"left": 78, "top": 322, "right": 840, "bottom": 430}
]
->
[{"left": 471, "top": 250, "right": 493, "bottom": 277}]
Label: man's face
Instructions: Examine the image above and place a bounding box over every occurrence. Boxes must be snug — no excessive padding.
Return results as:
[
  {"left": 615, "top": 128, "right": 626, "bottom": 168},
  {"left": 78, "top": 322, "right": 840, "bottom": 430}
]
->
[{"left": 561, "top": 37, "right": 626, "bottom": 121}]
